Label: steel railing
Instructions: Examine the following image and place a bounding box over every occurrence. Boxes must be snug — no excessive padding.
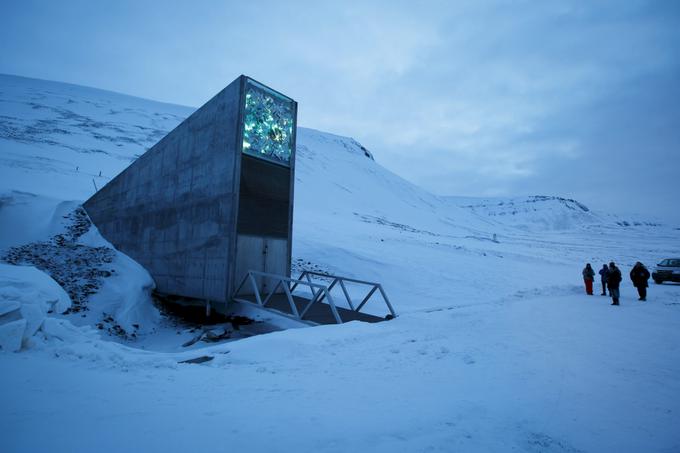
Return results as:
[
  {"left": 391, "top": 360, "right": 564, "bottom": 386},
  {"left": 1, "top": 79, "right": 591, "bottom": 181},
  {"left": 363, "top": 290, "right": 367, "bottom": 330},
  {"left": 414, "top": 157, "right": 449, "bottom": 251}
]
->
[
  {"left": 291, "top": 270, "right": 396, "bottom": 318},
  {"left": 232, "top": 270, "right": 396, "bottom": 324},
  {"left": 233, "top": 270, "right": 343, "bottom": 324}
]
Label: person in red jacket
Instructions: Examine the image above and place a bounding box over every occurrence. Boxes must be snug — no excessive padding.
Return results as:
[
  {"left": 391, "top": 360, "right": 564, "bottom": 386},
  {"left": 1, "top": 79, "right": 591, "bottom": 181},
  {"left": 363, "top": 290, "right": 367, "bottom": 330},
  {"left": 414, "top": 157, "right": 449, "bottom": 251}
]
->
[{"left": 582, "top": 263, "right": 595, "bottom": 295}]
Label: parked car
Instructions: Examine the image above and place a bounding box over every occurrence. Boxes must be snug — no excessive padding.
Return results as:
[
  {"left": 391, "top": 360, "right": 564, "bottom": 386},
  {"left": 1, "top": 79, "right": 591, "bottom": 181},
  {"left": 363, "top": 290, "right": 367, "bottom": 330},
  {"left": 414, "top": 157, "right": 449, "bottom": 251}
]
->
[{"left": 652, "top": 258, "right": 680, "bottom": 284}]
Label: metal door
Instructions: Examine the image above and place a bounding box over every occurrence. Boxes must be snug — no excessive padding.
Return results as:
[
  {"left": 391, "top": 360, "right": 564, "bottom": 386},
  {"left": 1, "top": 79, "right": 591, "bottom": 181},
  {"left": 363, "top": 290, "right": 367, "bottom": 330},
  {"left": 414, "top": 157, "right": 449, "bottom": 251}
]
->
[
  {"left": 264, "top": 238, "right": 288, "bottom": 286},
  {"left": 235, "top": 235, "right": 264, "bottom": 295},
  {"left": 235, "top": 235, "right": 288, "bottom": 295}
]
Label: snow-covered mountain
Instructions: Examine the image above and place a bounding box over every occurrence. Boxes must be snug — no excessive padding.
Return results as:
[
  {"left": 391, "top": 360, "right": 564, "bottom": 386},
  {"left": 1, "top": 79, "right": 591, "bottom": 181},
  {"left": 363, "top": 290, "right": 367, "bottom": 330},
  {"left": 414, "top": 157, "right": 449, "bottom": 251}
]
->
[
  {"left": 449, "top": 195, "right": 664, "bottom": 231},
  {"left": 2, "top": 74, "right": 680, "bottom": 453},
  {"left": 449, "top": 195, "right": 600, "bottom": 231}
]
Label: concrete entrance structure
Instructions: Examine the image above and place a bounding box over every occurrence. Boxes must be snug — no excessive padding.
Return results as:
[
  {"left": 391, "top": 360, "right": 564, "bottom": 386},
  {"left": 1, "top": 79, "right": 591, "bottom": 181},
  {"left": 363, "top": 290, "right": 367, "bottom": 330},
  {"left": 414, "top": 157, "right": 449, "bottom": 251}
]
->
[{"left": 84, "top": 75, "right": 297, "bottom": 310}]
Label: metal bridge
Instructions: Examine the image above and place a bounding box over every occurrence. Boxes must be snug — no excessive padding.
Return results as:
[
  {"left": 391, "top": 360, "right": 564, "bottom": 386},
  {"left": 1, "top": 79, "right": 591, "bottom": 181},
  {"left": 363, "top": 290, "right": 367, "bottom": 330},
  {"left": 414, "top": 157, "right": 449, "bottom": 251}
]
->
[{"left": 232, "top": 270, "right": 396, "bottom": 325}]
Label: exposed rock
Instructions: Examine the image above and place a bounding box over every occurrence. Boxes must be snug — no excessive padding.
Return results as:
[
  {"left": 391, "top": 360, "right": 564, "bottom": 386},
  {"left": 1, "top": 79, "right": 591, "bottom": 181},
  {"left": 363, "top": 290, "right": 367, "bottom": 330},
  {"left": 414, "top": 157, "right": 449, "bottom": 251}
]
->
[{"left": 1, "top": 207, "right": 115, "bottom": 313}]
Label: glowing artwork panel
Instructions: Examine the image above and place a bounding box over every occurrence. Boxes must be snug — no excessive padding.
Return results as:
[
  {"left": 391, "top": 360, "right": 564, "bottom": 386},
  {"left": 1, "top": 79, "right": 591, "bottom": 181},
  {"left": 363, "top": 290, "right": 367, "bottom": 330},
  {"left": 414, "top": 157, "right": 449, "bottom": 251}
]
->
[{"left": 242, "top": 79, "right": 295, "bottom": 166}]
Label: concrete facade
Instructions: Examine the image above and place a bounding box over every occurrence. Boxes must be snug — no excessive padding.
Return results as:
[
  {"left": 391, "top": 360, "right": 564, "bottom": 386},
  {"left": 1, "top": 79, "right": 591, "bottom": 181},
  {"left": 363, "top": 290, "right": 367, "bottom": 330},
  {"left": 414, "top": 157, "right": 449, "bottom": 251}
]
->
[{"left": 84, "top": 76, "right": 297, "bottom": 306}]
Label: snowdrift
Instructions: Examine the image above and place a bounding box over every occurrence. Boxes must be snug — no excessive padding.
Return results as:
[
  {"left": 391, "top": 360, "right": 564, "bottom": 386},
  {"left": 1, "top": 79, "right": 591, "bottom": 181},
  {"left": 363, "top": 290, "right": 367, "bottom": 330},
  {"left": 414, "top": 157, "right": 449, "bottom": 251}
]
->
[{"left": 0, "top": 263, "right": 71, "bottom": 351}]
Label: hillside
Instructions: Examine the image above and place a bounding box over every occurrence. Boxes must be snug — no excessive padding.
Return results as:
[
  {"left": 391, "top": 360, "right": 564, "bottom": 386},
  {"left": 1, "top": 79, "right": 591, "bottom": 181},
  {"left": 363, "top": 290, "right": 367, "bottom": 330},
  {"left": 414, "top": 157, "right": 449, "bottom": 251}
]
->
[
  {"left": 1, "top": 74, "right": 679, "bottom": 453},
  {"left": 3, "top": 74, "right": 675, "bottom": 311}
]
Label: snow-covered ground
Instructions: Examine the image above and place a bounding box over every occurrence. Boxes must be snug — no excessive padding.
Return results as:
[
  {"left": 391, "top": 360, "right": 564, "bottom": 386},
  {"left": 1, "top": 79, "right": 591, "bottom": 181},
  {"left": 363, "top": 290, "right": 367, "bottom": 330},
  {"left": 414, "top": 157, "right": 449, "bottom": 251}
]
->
[{"left": 1, "top": 74, "right": 679, "bottom": 452}]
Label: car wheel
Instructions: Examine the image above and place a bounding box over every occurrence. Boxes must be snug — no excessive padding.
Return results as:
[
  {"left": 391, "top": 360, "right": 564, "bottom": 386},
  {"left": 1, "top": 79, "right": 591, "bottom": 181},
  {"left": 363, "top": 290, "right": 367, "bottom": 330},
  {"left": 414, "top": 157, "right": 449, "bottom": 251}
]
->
[{"left": 653, "top": 279, "right": 663, "bottom": 284}]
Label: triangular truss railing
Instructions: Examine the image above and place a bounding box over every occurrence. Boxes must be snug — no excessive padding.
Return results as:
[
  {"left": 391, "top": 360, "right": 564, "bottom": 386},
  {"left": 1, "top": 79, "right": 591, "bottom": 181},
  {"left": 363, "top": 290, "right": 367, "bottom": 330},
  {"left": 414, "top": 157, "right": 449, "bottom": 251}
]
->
[
  {"left": 291, "top": 270, "right": 396, "bottom": 317},
  {"left": 232, "top": 270, "right": 396, "bottom": 324}
]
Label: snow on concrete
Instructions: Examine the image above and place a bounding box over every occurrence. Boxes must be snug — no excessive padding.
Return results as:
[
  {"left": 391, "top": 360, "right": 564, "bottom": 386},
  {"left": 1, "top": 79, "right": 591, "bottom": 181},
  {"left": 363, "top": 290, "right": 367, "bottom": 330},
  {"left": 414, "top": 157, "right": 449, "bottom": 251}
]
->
[{"left": 1, "top": 74, "right": 680, "bottom": 452}]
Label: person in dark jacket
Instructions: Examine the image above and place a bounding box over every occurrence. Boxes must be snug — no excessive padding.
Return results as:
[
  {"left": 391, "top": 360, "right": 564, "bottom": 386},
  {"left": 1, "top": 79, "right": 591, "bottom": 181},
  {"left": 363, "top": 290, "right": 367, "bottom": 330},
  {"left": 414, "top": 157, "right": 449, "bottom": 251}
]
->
[
  {"left": 598, "top": 264, "right": 609, "bottom": 296},
  {"left": 582, "top": 263, "right": 595, "bottom": 295},
  {"left": 630, "top": 261, "right": 650, "bottom": 301},
  {"left": 608, "top": 262, "right": 622, "bottom": 306}
]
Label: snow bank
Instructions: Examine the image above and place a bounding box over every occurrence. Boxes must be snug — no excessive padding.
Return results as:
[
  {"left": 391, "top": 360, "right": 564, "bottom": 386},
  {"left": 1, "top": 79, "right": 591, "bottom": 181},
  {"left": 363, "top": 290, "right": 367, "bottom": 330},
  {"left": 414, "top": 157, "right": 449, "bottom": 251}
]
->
[
  {"left": 1, "top": 192, "right": 161, "bottom": 340},
  {"left": 0, "top": 263, "right": 72, "bottom": 351},
  {"left": 78, "top": 224, "right": 160, "bottom": 335},
  {"left": 0, "top": 261, "right": 165, "bottom": 364},
  {"left": 0, "top": 217, "right": 160, "bottom": 351},
  {"left": 0, "top": 191, "right": 79, "bottom": 251}
]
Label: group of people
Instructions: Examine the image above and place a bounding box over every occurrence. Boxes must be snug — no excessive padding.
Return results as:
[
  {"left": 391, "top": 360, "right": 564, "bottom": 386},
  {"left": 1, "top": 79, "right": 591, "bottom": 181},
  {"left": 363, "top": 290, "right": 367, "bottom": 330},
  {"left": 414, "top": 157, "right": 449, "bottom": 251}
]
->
[{"left": 582, "top": 261, "right": 650, "bottom": 306}]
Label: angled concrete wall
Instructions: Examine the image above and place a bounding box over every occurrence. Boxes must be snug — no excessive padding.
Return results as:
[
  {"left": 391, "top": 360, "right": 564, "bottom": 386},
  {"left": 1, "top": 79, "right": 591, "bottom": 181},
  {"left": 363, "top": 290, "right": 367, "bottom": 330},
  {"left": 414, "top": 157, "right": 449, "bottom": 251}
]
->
[{"left": 84, "top": 77, "right": 244, "bottom": 303}]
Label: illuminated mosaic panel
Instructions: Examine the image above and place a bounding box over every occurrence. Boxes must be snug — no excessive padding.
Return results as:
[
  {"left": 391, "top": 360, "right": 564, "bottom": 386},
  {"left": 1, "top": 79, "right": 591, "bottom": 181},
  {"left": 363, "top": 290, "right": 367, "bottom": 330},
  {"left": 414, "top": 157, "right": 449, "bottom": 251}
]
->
[{"left": 242, "top": 79, "right": 295, "bottom": 166}]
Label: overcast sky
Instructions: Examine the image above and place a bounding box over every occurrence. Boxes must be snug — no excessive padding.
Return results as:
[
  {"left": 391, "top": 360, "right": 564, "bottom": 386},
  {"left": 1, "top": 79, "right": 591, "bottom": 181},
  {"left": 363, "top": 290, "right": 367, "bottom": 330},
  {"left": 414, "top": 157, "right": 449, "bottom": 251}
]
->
[{"left": 2, "top": 0, "right": 679, "bottom": 222}]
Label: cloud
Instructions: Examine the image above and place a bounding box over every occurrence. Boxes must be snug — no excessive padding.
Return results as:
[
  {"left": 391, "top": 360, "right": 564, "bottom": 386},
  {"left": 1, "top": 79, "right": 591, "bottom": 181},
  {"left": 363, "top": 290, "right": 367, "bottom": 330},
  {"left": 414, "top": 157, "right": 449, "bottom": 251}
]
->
[{"left": 1, "top": 0, "right": 678, "bottom": 221}]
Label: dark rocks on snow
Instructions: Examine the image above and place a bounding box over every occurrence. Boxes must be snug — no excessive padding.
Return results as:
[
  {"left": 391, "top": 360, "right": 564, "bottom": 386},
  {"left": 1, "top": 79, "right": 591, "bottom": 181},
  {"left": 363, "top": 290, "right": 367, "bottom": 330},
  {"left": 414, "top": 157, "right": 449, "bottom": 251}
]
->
[
  {"left": 1, "top": 206, "right": 115, "bottom": 313},
  {"left": 96, "top": 311, "right": 138, "bottom": 340},
  {"left": 292, "top": 258, "right": 331, "bottom": 276}
]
